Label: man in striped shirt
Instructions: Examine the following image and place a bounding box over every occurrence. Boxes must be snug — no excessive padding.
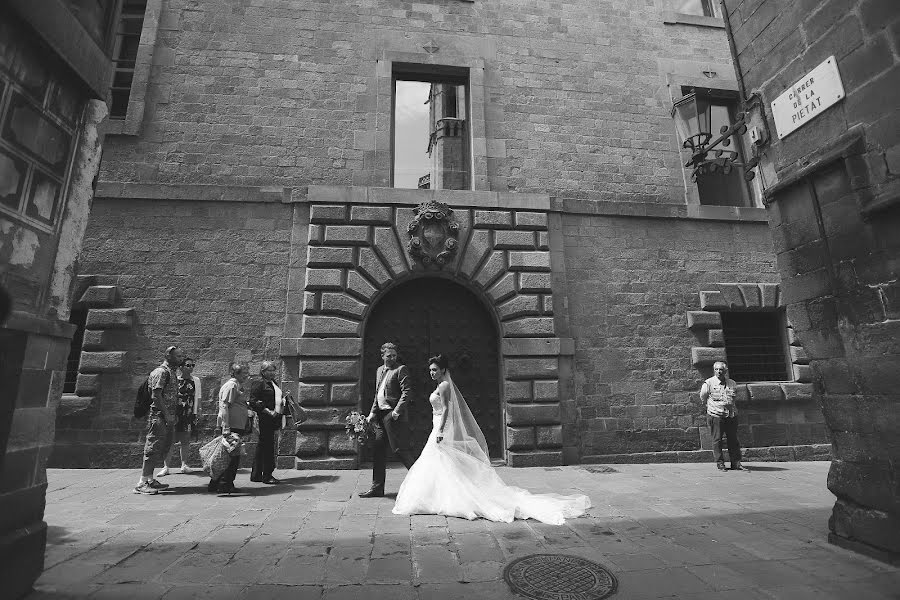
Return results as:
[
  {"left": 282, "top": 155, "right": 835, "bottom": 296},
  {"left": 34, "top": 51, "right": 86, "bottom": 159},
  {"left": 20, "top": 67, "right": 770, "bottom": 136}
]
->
[{"left": 700, "top": 361, "right": 743, "bottom": 471}]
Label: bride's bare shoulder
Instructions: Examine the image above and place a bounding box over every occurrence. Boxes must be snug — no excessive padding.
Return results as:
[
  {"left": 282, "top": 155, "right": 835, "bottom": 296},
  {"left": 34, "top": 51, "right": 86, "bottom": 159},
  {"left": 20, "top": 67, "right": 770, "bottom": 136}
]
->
[{"left": 437, "top": 381, "right": 451, "bottom": 393}]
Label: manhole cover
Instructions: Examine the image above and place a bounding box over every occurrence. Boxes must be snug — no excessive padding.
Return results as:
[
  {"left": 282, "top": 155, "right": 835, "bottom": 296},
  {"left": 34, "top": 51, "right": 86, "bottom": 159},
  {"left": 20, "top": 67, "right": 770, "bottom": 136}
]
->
[
  {"left": 503, "top": 554, "right": 617, "bottom": 600},
  {"left": 582, "top": 465, "right": 618, "bottom": 474}
]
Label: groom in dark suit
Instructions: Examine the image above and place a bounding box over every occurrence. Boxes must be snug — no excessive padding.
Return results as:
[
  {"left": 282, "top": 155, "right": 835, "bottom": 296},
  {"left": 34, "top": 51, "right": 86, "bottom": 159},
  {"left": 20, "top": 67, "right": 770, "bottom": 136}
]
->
[{"left": 359, "top": 342, "right": 416, "bottom": 498}]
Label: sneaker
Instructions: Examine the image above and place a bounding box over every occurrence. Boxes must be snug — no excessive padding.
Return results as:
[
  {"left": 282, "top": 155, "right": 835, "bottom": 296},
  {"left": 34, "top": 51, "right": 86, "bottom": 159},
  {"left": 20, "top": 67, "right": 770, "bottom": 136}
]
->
[
  {"left": 207, "top": 480, "right": 219, "bottom": 493},
  {"left": 156, "top": 466, "right": 170, "bottom": 477},
  {"left": 179, "top": 465, "right": 196, "bottom": 474},
  {"left": 134, "top": 482, "right": 159, "bottom": 495},
  {"left": 716, "top": 463, "right": 727, "bottom": 471},
  {"left": 147, "top": 478, "right": 170, "bottom": 490}
]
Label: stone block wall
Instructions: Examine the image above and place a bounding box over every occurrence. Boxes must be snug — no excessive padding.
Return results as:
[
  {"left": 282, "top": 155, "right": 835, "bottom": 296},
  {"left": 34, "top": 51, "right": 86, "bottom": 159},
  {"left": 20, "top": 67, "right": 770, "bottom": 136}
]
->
[
  {"left": 97, "top": 0, "right": 733, "bottom": 202},
  {"left": 724, "top": 0, "right": 900, "bottom": 562},
  {"left": 560, "top": 208, "right": 825, "bottom": 461},
  {"left": 52, "top": 198, "right": 293, "bottom": 467},
  {"left": 724, "top": 0, "right": 900, "bottom": 207}
]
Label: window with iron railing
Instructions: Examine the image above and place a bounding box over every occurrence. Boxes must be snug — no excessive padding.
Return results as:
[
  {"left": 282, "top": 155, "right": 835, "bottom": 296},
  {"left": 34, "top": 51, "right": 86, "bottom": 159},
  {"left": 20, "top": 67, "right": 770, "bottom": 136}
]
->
[
  {"left": 721, "top": 311, "right": 791, "bottom": 382},
  {"left": 109, "top": 0, "right": 148, "bottom": 119}
]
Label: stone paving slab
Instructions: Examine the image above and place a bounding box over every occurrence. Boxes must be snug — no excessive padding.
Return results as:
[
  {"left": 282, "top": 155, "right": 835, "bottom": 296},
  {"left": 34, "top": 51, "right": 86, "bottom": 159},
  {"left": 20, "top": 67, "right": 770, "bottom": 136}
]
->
[{"left": 27, "top": 463, "right": 900, "bottom": 599}]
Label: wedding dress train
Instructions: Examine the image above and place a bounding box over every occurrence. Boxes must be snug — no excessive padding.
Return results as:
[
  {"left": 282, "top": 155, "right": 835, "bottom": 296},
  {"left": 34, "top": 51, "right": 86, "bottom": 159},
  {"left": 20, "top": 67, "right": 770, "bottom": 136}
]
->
[{"left": 392, "top": 374, "right": 590, "bottom": 525}]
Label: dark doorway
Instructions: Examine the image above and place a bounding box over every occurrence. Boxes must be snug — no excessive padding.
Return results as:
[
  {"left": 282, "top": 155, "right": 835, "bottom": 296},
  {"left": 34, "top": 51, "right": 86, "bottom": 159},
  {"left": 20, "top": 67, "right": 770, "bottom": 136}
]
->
[{"left": 362, "top": 278, "right": 502, "bottom": 460}]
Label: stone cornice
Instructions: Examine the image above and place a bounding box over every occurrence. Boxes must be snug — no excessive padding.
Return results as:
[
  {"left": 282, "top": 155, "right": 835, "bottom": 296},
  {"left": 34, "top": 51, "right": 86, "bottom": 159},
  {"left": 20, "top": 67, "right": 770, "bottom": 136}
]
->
[{"left": 93, "top": 182, "right": 769, "bottom": 222}]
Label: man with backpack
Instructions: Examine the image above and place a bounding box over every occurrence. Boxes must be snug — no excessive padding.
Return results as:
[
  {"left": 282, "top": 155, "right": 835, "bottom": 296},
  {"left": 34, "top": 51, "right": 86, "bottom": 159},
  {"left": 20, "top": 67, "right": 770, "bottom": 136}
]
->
[{"left": 135, "top": 345, "right": 185, "bottom": 495}]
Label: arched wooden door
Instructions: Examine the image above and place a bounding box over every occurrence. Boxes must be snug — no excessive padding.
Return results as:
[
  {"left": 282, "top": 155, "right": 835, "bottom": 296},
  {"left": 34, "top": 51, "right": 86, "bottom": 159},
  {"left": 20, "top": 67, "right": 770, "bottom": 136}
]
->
[{"left": 362, "top": 278, "right": 502, "bottom": 460}]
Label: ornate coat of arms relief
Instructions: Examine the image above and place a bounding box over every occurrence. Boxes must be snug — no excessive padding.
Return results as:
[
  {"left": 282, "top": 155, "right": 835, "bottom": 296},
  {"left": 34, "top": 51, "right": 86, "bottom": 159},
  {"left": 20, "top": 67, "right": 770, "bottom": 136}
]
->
[{"left": 406, "top": 200, "right": 460, "bottom": 268}]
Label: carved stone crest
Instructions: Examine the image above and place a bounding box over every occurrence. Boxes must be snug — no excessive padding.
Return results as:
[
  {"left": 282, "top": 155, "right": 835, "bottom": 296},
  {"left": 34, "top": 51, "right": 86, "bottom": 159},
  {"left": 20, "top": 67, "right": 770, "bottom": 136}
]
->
[{"left": 406, "top": 200, "right": 459, "bottom": 267}]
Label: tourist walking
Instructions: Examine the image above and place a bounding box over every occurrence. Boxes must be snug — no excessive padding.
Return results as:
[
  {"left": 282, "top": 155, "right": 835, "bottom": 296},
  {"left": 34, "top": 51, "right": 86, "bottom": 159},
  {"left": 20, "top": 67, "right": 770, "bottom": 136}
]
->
[
  {"left": 157, "top": 357, "right": 202, "bottom": 476},
  {"left": 134, "top": 346, "right": 184, "bottom": 495},
  {"left": 209, "top": 363, "right": 250, "bottom": 493},
  {"left": 701, "top": 361, "right": 743, "bottom": 471}
]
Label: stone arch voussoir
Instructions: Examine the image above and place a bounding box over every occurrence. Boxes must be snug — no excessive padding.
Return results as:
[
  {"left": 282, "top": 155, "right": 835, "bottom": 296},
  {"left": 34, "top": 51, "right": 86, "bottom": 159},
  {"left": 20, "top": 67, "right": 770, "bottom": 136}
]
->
[{"left": 290, "top": 193, "right": 572, "bottom": 468}]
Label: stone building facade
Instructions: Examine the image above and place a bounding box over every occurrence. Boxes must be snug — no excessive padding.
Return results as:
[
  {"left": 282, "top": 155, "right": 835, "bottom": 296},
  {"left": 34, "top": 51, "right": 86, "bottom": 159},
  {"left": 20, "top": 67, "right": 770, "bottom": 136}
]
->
[
  {"left": 59, "top": 1, "right": 830, "bottom": 470},
  {"left": 722, "top": 0, "right": 900, "bottom": 564},
  {"left": 0, "top": 2, "right": 112, "bottom": 596}
]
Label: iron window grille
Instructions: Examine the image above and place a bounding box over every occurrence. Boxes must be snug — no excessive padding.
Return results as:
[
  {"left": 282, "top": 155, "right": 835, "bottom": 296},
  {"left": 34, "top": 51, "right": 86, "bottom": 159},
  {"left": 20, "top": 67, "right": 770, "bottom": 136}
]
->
[{"left": 721, "top": 311, "right": 791, "bottom": 382}]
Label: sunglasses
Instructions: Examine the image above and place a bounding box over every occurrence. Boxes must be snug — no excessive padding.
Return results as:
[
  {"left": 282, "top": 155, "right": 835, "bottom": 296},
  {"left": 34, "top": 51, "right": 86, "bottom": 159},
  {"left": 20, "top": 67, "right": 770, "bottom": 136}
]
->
[{"left": 183, "top": 364, "right": 195, "bottom": 368}]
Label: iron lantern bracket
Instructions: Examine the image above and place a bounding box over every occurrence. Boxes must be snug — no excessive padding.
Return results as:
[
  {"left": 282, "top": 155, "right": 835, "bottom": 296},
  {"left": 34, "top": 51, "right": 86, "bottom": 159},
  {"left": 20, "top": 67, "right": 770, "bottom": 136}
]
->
[{"left": 683, "top": 111, "right": 760, "bottom": 182}]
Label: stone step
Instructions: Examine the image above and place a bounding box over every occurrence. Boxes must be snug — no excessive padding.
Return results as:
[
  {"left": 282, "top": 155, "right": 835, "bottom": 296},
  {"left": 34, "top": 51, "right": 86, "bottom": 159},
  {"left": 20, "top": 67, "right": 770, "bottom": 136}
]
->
[
  {"left": 86, "top": 308, "right": 134, "bottom": 330},
  {"left": 78, "top": 285, "right": 119, "bottom": 308}
]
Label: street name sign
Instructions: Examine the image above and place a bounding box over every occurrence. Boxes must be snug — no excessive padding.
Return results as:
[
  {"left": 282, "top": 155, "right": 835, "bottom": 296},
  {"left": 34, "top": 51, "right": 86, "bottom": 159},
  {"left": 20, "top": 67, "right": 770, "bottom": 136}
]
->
[{"left": 771, "top": 56, "right": 845, "bottom": 140}]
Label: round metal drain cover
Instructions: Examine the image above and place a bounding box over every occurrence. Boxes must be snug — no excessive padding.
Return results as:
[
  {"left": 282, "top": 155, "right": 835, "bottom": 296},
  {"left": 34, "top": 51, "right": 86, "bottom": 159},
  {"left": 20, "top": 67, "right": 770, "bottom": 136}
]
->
[{"left": 503, "top": 553, "right": 617, "bottom": 600}]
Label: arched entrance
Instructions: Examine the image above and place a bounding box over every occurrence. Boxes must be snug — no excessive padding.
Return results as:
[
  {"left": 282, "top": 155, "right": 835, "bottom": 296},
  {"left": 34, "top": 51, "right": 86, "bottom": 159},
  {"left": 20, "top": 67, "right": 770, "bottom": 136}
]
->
[{"left": 361, "top": 277, "right": 502, "bottom": 460}]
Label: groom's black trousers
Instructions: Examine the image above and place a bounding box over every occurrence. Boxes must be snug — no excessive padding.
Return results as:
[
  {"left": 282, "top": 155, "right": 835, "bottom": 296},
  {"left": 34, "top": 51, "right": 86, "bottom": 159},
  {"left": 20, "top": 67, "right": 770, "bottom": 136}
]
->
[{"left": 371, "top": 408, "right": 415, "bottom": 489}]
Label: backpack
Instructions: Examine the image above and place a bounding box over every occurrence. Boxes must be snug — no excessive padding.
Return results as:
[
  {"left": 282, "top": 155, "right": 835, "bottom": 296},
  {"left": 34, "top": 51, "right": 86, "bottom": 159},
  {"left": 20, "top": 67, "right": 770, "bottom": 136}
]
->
[
  {"left": 133, "top": 369, "right": 170, "bottom": 419},
  {"left": 133, "top": 378, "right": 153, "bottom": 419}
]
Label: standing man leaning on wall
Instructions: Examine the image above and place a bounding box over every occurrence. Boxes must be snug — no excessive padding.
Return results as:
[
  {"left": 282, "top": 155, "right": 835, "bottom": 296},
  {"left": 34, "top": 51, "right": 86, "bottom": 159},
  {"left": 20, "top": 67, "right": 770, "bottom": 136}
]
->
[{"left": 135, "top": 346, "right": 185, "bottom": 494}]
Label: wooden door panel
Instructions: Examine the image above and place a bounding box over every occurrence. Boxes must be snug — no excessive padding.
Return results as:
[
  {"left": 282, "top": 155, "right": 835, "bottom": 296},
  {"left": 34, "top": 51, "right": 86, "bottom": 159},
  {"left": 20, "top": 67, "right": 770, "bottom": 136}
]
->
[{"left": 362, "top": 279, "right": 501, "bottom": 460}]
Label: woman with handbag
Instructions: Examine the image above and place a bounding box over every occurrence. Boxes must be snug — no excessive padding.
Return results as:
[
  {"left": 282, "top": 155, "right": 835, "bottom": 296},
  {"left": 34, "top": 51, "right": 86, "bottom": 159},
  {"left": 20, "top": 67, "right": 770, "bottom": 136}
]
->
[
  {"left": 249, "top": 361, "right": 291, "bottom": 484},
  {"left": 209, "top": 363, "right": 250, "bottom": 493}
]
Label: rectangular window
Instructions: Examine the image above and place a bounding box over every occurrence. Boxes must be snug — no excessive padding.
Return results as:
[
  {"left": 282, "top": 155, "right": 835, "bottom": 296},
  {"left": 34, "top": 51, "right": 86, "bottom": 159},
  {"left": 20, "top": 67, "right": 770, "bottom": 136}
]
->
[
  {"left": 673, "top": 0, "right": 721, "bottom": 17},
  {"left": 721, "top": 311, "right": 790, "bottom": 382},
  {"left": 679, "top": 88, "right": 754, "bottom": 207},
  {"left": 0, "top": 28, "right": 78, "bottom": 232},
  {"left": 109, "top": 0, "right": 148, "bottom": 119},
  {"left": 393, "top": 65, "right": 469, "bottom": 190}
]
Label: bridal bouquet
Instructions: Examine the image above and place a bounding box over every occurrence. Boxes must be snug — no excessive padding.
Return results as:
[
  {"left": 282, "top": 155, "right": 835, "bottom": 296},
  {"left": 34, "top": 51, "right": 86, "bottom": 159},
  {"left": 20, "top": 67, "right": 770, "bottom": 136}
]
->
[{"left": 345, "top": 410, "right": 374, "bottom": 446}]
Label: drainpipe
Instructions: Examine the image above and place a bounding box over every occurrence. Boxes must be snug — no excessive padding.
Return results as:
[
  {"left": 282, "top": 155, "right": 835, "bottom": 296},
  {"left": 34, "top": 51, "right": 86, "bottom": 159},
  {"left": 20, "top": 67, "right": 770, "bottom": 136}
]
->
[{"left": 720, "top": 0, "right": 749, "bottom": 102}]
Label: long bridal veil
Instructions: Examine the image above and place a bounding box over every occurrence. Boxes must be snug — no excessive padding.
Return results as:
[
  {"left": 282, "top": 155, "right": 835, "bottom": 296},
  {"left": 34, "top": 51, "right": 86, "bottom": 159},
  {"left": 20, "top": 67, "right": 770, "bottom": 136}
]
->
[
  {"left": 392, "top": 370, "right": 591, "bottom": 524},
  {"left": 441, "top": 372, "right": 491, "bottom": 464}
]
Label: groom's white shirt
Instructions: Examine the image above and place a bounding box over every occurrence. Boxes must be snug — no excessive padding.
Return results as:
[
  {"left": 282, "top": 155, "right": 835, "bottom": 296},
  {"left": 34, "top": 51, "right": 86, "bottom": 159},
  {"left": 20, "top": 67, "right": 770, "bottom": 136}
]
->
[{"left": 375, "top": 367, "right": 392, "bottom": 410}]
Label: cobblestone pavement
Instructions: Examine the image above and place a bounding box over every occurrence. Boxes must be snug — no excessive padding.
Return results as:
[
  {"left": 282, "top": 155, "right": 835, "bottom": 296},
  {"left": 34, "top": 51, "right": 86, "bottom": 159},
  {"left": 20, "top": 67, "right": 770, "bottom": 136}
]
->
[{"left": 29, "top": 463, "right": 899, "bottom": 599}]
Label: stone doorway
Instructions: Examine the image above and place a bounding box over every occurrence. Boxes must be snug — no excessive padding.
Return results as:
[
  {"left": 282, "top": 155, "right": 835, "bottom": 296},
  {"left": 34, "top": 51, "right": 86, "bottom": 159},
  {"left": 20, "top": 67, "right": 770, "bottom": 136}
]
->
[{"left": 361, "top": 277, "right": 502, "bottom": 460}]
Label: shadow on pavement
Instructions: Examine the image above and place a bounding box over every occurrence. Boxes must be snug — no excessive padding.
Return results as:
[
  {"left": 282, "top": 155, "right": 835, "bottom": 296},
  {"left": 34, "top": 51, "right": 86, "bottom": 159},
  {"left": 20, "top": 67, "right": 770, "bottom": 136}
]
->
[
  {"left": 45, "top": 526, "right": 76, "bottom": 545},
  {"left": 151, "top": 474, "right": 340, "bottom": 496},
  {"left": 744, "top": 465, "right": 790, "bottom": 471}
]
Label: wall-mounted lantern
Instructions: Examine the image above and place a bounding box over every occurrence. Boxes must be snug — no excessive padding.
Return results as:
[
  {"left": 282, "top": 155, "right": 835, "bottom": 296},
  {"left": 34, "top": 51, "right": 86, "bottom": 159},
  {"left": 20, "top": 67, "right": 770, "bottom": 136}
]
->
[{"left": 671, "top": 92, "right": 759, "bottom": 182}]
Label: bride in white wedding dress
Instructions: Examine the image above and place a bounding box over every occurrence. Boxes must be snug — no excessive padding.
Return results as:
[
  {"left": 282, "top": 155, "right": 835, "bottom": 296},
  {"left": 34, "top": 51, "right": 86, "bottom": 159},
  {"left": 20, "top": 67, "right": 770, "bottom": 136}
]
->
[{"left": 392, "top": 354, "right": 591, "bottom": 525}]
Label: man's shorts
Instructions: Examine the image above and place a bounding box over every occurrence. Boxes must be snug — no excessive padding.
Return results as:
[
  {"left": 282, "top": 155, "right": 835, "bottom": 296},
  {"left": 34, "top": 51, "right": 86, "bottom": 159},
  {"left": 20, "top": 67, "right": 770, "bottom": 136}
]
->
[{"left": 144, "top": 414, "right": 174, "bottom": 460}]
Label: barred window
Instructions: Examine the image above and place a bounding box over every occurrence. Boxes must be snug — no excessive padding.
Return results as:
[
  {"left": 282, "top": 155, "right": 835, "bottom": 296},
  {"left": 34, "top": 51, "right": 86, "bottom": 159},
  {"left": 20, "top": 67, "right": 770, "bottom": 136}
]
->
[
  {"left": 109, "top": 0, "right": 148, "bottom": 119},
  {"left": 721, "top": 311, "right": 790, "bottom": 382}
]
